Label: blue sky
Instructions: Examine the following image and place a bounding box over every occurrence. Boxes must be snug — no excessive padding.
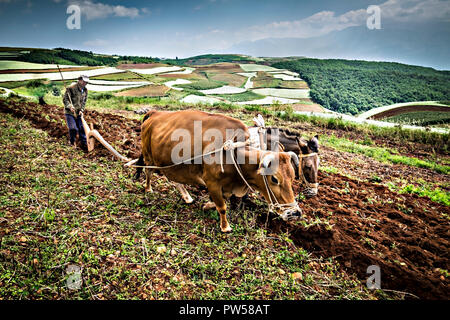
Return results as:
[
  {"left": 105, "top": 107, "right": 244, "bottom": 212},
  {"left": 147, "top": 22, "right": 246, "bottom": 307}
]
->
[{"left": 1, "top": 0, "right": 449, "bottom": 68}]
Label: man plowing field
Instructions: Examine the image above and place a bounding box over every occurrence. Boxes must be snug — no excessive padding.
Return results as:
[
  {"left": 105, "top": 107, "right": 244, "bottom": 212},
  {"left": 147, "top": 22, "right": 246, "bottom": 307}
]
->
[{"left": 63, "top": 75, "right": 89, "bottom": 151}]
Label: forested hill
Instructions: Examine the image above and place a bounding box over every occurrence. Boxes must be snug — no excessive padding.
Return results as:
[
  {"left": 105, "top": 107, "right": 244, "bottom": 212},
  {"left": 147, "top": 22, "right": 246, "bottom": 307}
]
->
[
  {"left": 272, "top": 58, "right": 450, "bottom": 115},
  {"left": 0, "top": 47, "right": 158, "bottom": 66}
]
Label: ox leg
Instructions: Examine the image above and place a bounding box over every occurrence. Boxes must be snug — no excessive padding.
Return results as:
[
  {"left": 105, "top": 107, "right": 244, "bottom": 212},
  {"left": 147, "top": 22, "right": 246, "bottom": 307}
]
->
[
  {"left": 207, "top": 185, "right": 232, "bottom": 233},
  {"left": 145, "top": 169, "right": 153, "bottom": 193},
  {"left": 173, "top": 183, "right": 193, "bottom": 204}
]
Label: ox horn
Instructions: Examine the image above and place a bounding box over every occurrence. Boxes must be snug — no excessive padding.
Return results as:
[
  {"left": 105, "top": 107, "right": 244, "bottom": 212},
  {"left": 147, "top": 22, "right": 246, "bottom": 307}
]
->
[
  {"left": 258, "top": 153, "right": 277, "bottom": 175},
  {"left": 261, "top": 153, "right": 276, "bottom": 168},
  {"left": 286, "top": 151, "right": 299, "bottom": 167}
]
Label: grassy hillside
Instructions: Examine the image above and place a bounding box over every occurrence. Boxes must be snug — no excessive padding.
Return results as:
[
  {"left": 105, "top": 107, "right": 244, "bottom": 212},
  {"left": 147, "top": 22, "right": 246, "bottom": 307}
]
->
[
  {"left": 0, "top": 47, "right": 159, "bottom": 67},
  {"left": 272, "top": 58, "right": 450, "bottom": 115}
]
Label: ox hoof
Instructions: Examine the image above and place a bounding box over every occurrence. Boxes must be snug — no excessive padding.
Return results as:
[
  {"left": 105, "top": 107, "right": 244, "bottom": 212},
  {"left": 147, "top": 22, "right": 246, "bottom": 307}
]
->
[
  {"left": 281, "top": 209, "right": 302, "bottom": 222},
  {"left": 183, "top": 195, "right": 194, "bottom": 204},
  {"left": 220, "top": 226, "right": 232, "bottom": 233},
  {"left": 202, "top": 202, "right": 216, "bottom": 211},
  {"left": 145, "top": 186, "right": 153, "bottom": 193}
]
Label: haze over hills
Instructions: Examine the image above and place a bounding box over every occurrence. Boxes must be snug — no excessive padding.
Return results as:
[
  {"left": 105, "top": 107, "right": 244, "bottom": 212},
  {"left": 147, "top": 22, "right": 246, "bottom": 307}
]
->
[{"left": 229, "top": 22, "right": 450, "bottom": 71}]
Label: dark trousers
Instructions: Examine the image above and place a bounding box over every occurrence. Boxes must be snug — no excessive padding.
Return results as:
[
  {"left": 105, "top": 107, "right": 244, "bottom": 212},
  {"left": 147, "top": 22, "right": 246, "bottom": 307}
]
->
[{"left": 65, "top": 114, "right": 87, "bottom": 146}]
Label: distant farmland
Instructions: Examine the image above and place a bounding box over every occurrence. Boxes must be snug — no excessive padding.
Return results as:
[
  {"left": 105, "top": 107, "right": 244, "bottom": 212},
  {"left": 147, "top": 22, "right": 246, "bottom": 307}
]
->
[{"left": 272, "top": 58, "right": 450, "bottom": 115}]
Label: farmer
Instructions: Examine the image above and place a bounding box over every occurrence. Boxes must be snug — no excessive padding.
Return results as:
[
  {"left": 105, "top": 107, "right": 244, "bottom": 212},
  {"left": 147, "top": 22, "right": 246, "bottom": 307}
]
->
[{"left": 63, "top": 75, "right": 89, "bottom": 151}]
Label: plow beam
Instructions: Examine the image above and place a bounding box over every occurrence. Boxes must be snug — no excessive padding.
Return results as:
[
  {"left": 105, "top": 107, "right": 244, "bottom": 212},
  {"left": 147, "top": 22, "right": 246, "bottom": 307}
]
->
[{"left": 81, "top": 116, "right": 131, "bottom": 162}]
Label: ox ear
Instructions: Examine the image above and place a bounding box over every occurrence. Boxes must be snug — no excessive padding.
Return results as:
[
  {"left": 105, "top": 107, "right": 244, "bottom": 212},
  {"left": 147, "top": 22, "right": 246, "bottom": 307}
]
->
[
  {"left": 297, "top": 137, "right": 307, "bottom": 148},
  {"left": 308, "top": 135, "right": 319, "bottom": 152},
  {"left": 258, "top": 153, "right": 277, "bottom": 175}
]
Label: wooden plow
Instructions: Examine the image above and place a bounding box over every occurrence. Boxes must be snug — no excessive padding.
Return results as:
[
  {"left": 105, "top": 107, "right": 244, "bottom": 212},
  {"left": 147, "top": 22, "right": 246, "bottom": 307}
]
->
[{"left": 80, "top": 116, "right": 131, "bottom": 163}]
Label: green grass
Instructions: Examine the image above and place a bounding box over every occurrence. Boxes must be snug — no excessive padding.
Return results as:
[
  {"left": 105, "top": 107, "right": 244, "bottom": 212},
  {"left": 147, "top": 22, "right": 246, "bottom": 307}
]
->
[
  {"left": 175, "top": 79, "right": 226, "bottom": 91},
  {"left": 13, "top": 81, "right": 63, "bottom": 98},
  {"left": 0, "top": 60, "right": 57, "bottom": 70},
  {"left": 388, "top": 182, "right": 450, "bottom": 206},
  {"left": 90, "top": 71, "right": 144, "bottom": 81},
  {"left": 321, "top": 135, "right": 450, "bottom": 175},
  {"left": 216, "top": 91, "right": 264, "bottom": 102},
  {"left": 0, "top": 80, "right": 30, "bottom": 89},
  {"left": 0, "top": 111, "right": 375, "bottom": 300}
]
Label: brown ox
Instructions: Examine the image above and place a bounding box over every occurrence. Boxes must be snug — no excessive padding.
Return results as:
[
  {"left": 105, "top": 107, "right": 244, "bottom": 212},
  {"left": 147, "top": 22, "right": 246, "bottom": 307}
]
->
[
  {"left": 140, "top": 110, "right": 301, "bottom": 232},
  {"left": 254, "top": 127, "right": 320, "bottom": 198}
]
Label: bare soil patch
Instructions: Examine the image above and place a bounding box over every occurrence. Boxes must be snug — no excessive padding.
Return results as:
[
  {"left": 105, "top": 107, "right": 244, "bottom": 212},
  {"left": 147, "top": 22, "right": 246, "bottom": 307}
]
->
[
  {"left": 292, "top": 103, "right": 325, "bottom": 112},
  {"left": 114, "top": 85, "right": 170, "bottom": 97},
  {"left": 195, "top": 63, "right": 244, "bottom": 73}
]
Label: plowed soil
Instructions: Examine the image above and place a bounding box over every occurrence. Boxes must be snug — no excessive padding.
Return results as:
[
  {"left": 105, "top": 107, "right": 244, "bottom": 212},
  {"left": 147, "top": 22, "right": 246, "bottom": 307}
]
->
[
  {"left": 114, "top": 85, "right": 170, "bottom": 97},
  {"left": 0, "top": 98, "right": 448, "bottom": 299}
]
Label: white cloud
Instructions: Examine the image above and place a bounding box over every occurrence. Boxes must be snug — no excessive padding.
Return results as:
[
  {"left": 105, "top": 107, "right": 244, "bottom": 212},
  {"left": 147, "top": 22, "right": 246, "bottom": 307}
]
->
[
  {"left": 232, "top": 0, "right": 449, "bottom": 43},
  {"left": 68, "top": 0, "right": 142, "bottom": 20},
  {"left": 240, "top": 9, "right": 367, "bottom": 42},
  {"left": 202, "top": 0, "right": 450, "bottom": 48},
  {"left": 379, "top": 0, "right": 450, "bottom": 22}
]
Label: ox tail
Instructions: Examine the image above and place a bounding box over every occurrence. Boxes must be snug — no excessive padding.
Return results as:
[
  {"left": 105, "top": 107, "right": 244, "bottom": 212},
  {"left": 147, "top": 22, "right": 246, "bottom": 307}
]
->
[
  {"left": 135, "top": 110, "right": 158, "bottom": 180},
  {"left": 133, "top": 153, "right": 145, "bottom": 180}
]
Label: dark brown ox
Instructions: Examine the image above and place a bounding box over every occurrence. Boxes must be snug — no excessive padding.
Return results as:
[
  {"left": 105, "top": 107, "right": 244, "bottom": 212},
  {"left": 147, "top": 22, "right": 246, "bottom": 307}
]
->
[
  {"left": 250, "top": 127, "right": 320, "bottom": 198},
  {"left": 140, "top": 110, "right": 301, "bottom": 232}
]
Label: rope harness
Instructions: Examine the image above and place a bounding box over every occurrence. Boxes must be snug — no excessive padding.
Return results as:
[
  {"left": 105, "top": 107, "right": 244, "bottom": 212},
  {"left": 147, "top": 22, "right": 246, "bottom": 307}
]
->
[{"left": 227, "top": 142, "right": 300, "bottom": 216}]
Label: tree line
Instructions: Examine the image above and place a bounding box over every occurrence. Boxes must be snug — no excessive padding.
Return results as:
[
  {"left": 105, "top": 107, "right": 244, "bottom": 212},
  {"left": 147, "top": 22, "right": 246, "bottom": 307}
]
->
[{"left": 16, "top": 48, "right": 158, "bottom": 67}]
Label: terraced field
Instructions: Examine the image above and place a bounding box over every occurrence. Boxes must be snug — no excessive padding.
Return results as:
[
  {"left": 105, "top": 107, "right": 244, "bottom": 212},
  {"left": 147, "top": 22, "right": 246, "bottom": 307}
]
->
[{"left": 0, "top": 59, "right": 319, "bottom": 108}]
